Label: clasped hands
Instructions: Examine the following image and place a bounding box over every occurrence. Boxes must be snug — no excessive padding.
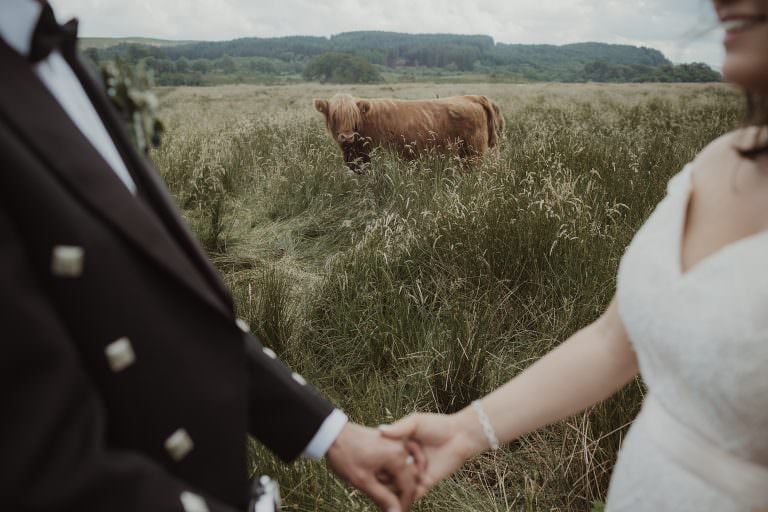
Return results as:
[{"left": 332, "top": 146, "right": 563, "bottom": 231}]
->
[{"left": 326, "top": 409, "right": 489, "bottom": 511}]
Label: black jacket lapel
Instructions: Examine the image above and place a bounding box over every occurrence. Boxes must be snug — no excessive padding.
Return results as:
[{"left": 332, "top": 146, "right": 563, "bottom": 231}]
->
[
  {"left": 0, "top": 42, "right": 232, "bottom": 319},
  {"left": 66, "top": 52, "right": 234, "bottom": 309}
]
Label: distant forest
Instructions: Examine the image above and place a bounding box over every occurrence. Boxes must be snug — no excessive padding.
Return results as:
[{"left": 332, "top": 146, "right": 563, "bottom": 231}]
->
[{"left": 82, "top": 31, "right": 721, "bottom": 86}]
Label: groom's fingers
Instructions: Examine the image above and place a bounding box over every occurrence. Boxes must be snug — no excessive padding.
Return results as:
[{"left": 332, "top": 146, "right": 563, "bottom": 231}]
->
[
  {"left": 361, "top": 475, "right": 403, "bottom": 512},
  {"left": 375, "top": 470, "right": 393, "bottom": 484},
  {"left": 384, "top": 458, "right": 418, "bottom": 511}
]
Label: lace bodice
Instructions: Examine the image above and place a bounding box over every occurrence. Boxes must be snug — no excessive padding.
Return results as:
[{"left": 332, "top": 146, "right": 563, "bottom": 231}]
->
[{"left": 606, "top": 163, "right": 768, "bottom": 511}]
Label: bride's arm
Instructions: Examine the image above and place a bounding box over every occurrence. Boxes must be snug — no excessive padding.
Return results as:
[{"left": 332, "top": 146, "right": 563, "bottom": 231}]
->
[
  {"left": 382, "top": 297, "right": 639, "bottom": 491},
  {"left": 455, "top": 297, "right": 638, "bottom": 456}
]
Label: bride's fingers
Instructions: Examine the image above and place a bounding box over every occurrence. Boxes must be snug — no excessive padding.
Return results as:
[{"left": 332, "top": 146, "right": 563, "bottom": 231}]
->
[
  {"left": 378, "top": 415, "right": 419, "bottom": 440},
  {"left": 406, "top": 440, "right": 427, "bottom": 475},
  {"left": 416, "top": 481, "right": 432, "bottom": 499}
]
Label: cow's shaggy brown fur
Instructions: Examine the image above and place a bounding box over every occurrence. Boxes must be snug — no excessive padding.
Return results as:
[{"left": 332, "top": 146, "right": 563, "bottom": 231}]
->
[{"left": 314, "top": 94, "right": 505, "bottom": 172}]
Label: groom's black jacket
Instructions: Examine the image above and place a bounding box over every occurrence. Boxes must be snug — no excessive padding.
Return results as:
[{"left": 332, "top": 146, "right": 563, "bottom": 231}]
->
[{"left": 0, "top": 41, "right": 334, "bottom": 511}]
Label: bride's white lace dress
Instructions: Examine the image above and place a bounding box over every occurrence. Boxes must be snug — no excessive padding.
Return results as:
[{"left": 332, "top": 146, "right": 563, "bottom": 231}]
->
[{"left": 606, "top": 163, "right": 768, "bottom": 511}]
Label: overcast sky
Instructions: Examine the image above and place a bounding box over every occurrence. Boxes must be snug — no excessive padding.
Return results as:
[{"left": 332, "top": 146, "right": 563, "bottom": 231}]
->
[{"left": 50, "top": 0, "right": 726, "bottom": 69}]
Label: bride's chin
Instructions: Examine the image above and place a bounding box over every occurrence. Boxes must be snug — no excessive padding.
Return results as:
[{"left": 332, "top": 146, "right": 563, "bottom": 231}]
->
[
  {"left": 723, "top": 65, "right": 768, "bottom": 95},
  {"left": 722, "top": 50, "right": 768, "bottom": 94}
]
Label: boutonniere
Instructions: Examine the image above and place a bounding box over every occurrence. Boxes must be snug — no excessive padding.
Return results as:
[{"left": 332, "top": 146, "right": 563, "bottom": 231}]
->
[{"left": 100, "top": 60, "right": 164, "bottom": 155}]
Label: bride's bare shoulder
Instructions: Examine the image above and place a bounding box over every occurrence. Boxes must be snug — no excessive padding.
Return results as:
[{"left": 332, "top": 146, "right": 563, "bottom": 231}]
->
[
  {"left": 694, "top": 127, "right": 761, "bottom": 162},
  {"left": 691, "top": 127, "right": 764, "bottom": 179}
]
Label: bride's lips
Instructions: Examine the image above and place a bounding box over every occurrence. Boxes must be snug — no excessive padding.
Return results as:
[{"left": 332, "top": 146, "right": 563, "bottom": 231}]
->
[{"left": 720, "top": 14, "right": 767, "bottom": 45}]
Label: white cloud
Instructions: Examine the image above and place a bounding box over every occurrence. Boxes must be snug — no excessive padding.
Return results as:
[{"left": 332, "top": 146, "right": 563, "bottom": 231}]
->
[{"left": 49, "top": 0, "right": 726, "bottom": 68}]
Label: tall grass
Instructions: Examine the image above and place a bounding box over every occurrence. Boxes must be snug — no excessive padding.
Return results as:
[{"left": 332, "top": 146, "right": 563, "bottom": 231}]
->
[{"left": 153, "top": 83, "right": 742, "bottom": 511}]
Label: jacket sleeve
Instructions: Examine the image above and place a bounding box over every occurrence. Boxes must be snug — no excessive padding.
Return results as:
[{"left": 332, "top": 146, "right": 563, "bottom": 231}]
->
[
  {"left": 243, "top": 334, "right": 337, "bottom": 462},
  {"left": 0, "top": 209, "right": 241, "bottom": 512}
]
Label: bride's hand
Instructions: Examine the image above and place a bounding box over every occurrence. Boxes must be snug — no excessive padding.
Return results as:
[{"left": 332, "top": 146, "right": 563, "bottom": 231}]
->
[{"left": 379, "top": 410, "right": 489, "bottom": 497}]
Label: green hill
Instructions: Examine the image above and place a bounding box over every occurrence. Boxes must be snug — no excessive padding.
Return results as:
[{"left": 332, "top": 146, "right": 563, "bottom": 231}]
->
[
  {"left": 85, "top": 31, "right": 721, "bottom": 85},
  {"left": 79, "top": 37, "right": 197, "bottom": 49}
]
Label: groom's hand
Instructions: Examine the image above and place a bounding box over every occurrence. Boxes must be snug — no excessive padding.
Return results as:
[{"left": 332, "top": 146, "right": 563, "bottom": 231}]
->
[
  {"left": 380, "top": 411, "right": 488, "bottom": 498},
  {"left": 326, "top": 422, "right": 423, "bottom": 511}
]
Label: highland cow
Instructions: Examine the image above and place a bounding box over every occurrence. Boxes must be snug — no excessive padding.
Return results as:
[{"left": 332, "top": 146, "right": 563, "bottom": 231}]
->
[{"left": 313, "top": 94, "right": 505, "bottom": 173}]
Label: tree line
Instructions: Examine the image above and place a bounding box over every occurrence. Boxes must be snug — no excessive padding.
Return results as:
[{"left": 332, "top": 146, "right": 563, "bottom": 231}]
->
[{"left": 82, "top": 31, "right": 721, "bottom": 85}]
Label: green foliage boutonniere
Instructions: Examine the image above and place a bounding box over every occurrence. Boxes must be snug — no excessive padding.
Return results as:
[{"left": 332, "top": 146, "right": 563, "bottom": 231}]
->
[{"left": 100, "top": 60, "right": 164, "bottom": 155}]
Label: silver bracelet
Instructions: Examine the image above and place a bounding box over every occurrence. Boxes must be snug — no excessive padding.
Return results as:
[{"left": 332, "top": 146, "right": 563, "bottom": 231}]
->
[{"left": 472, "top": 400, "right": 500, "bottom": 451}]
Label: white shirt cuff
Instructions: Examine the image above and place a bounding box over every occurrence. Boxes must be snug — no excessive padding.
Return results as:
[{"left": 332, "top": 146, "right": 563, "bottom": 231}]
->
[{"left": 302, "top": 409, "right": 348, "bottom": 459}]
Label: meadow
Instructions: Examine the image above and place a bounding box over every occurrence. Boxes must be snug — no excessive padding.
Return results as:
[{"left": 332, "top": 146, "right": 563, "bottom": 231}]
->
[{"left": 152, "top": 82, "right": 742, "bottom": 511}]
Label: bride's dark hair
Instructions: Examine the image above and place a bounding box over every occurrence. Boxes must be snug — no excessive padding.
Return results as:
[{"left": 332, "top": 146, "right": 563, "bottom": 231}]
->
[{"left": 740, "top": 93, "right": 768, "bottom": 158}]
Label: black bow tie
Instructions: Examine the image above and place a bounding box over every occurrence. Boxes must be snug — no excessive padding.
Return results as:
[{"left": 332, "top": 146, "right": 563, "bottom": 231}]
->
[{"left": 28, "top": 2, "right": 78, "bottom": 63}]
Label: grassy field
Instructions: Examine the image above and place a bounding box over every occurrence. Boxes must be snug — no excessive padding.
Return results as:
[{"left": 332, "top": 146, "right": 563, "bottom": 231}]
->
[{"left": 152, "top": 82, "right": 742, "bottom": 511}]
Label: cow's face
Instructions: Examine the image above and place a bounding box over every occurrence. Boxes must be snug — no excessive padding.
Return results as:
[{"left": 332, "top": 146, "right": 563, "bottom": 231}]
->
[
  {"left": 314, "top": 97, "right": 372, "bottom": 172},
  {"left": 314, "top": 98, "right": 370, "bottom": 143}
]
